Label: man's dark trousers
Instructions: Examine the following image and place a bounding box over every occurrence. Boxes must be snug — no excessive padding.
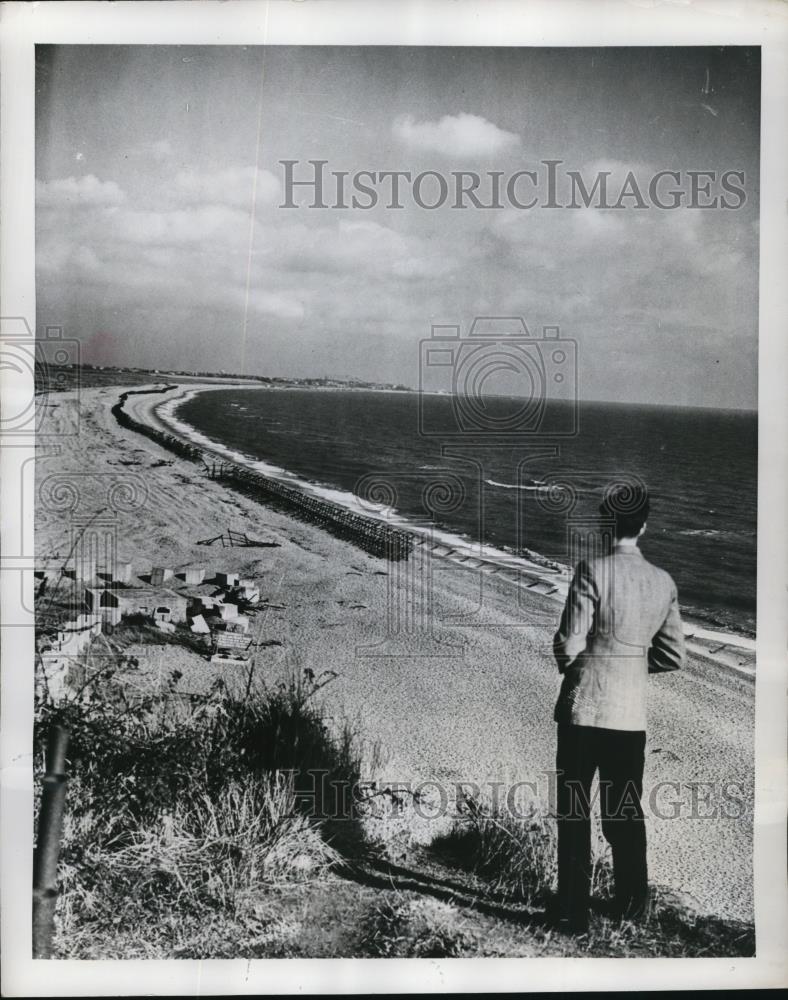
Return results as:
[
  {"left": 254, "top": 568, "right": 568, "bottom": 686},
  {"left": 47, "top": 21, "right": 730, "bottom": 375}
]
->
[{"left": 555, "top": 723, "right": 648, "bottom": 931}]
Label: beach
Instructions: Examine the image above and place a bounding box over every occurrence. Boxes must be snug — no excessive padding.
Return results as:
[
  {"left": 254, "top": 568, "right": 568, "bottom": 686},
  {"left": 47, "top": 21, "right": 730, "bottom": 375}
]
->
[{"left": 35, "top": 383, "right": 756, "bottom": 921}]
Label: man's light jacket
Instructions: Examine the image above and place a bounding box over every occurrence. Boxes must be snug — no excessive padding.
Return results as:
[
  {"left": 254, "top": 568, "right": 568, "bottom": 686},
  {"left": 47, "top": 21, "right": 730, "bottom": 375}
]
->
[{"left": 553, "top": 545, "right": 686, "bottom": 731}]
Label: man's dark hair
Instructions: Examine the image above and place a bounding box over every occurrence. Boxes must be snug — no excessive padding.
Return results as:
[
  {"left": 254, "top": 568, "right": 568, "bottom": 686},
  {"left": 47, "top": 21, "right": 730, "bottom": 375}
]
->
[{"left": 599, "top": 483, "right": 650, "bottom": 539}]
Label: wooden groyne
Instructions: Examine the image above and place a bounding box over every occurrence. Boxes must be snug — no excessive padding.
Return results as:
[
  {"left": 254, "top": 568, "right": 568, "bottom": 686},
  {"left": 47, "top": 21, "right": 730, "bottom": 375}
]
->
[{"left": 112, "top": 387, "right": 414, "bottom": 561}]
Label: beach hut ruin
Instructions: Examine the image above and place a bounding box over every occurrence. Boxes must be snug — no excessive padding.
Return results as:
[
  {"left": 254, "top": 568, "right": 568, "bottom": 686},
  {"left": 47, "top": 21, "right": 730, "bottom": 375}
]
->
[
  {"left": 218, "top": 615, "right": 249, "bottom": 634},
  {"left": 216, "top": 602, "right": 239, "bottom": 621},
  {"left": 150, "top": 567, "right": 174, "bottom": 586},
  {"left": 84, "top": 588, "right": 122, "bottom": 625},
  {"left": 68, "top": 556, "right": 97, "bottom": 583},
  {"left": 34, "top": 565, "right": 62, "bottom": 585},
  {"left": 107, "top": 560, "right": 134, "bottom": 584},
  {"left": 85, "top": 585, "right": 188, "bottom": 624},
  {"left": 189, "top": 614, "right": 211, "bottom": 635},
  {"left": 39, "top": 613, "right": 103, "bottom": 700},
  {"left": 232, "top": 580, "right": 260, "bottom": 604}
]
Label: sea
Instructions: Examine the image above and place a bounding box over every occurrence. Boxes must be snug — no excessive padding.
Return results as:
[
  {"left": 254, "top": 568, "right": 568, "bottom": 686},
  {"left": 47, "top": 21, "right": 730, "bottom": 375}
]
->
[{"left": 173, "top": 388, "right": 757, "bottom": 638}]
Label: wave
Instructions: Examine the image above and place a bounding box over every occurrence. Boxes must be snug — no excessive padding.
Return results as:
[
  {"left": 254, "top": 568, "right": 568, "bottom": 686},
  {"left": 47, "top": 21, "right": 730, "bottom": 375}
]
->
[
  {"left": 678, "top": 528, "right": 754, "bottom": 539},
  {"left": 154, "top": 385, "right": 754, "bottom": 646},
  {"left": 681, "top": 603, "right": 756, "bottom": 640},
  {"left": 485, "top": 478, "right": 549, "bottom": 491},
  {"left": 155, "top": 390, "right": 572, "bottom": 587}
]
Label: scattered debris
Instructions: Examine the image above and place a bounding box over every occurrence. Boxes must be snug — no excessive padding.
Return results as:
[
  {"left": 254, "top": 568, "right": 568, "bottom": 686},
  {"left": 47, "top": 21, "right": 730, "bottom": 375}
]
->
[
  {"left": 189, "top": 614, "right": 210, "bottom": 635},
  {"left": 196, "top": 533, "right": 224, "bottom": 546},
  {"left": 196, "top": 529, "right": 281, "bottom": 548},
  {"left": 218, "top": 615, "right": 250, "bottom": 634},
  {"left": 232, "top": 579, "right": 260, "bottom": 604},
  {"left": 213, "top": 630, "right": 253, "bottom": 658},
  {"left": 38, "top": 556, "right": 276, "bottom": 675},
  {"left": 85, "top": 585, "right": 188, "bottom": 624}
]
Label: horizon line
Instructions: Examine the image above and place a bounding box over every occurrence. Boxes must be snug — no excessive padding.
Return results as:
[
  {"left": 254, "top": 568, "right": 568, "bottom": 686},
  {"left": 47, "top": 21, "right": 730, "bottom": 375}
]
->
[{"left": 69, "top": 362, "right": 757, "bottom": 413}]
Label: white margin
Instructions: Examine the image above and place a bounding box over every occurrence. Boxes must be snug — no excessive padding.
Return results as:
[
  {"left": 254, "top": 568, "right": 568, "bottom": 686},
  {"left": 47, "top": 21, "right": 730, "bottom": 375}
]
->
[{"left": 1, "top": 0, "right": 786, "bottom": 994}]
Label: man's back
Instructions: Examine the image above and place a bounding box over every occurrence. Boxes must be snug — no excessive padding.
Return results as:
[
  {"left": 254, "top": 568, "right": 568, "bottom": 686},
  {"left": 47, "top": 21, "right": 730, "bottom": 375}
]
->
[{"left": 553, "top": 546, "right": 685, "bottom": 731}]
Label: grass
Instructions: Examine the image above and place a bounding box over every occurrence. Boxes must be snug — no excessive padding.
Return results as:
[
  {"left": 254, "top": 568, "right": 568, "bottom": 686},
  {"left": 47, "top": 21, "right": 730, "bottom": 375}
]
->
[
  {"left": 35, "top": 651, "right": 754, "bottom": 959},
  {"left": 428, "top": 793, "right": 562, "bottom": 908},
  {"left": 424, "top": 795, "right": 754, "bottom": 957},
  {"left": 35, "top": 660, "right": 370, "bottom": 958},
  {"left": 359, "top": 895, "right": 478, "bottom": 958}
]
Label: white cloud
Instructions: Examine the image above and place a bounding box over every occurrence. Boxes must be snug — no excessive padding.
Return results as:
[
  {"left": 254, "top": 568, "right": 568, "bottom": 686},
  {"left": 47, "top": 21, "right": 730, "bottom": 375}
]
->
[
  {"left": 34, "top": 157, "right": 755, "bottom": 402},
  {"left": 174, "top": 166, "right": 281, "bottom": 209},
  {"left": 108, "top": 204, "right": 250, "bottom": 246},
  {"left": 36, "top": 174, "right": 126, "bottom": 207},
  {"left": 245, "top": 288, "right": 305, "bottom": 320},
  {"left": 392, "top": 113, "right": 521, "bottom": 158},
  {"left": 255, "top": 217, "right": 457, "bottom": 280}
]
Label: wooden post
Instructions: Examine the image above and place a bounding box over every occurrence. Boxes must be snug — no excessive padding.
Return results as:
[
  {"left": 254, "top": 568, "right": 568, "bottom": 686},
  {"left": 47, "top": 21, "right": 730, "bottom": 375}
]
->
[{"left": 33, "top": 724, "right": 69, "bottom": 959}]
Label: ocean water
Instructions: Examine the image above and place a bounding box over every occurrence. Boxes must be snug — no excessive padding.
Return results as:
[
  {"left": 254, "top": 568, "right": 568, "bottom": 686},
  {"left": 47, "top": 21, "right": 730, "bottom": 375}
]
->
[{"left": 175, "top": 388, "right": 757, "bottom": 636}]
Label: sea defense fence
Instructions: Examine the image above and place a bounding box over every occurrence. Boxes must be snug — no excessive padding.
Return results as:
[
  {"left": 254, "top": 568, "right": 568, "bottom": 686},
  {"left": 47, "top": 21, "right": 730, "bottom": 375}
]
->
[{"left": 112, "top": 387, "right": 414, "bottom": 561}]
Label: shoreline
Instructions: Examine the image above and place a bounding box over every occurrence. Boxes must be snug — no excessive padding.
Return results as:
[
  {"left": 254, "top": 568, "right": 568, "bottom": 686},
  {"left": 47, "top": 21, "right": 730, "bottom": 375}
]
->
[
  {"left": 147, "top": 381, "right": 756, "bottom": 668},
  {"left": 34, "top": 383, "right": 756, "bottom": 920}
]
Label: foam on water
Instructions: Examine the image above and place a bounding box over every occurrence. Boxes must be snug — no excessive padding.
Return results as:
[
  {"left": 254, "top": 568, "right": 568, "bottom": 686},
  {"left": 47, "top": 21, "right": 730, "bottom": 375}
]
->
[
  {"left": 153, "top": 385, "right": 757, "bottom": 654},
  {"left": 156, "top": 390, "right": 570, "bottom": 585}
]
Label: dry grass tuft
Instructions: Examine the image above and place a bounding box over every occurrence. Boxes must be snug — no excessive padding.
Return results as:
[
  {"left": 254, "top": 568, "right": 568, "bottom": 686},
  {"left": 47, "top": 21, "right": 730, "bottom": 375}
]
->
[
  {"left": 359, "top": 895, "right": 477, "bottom": 958},
  {"left": 37, "top": 664, "right": 364, "bottom": 958}
]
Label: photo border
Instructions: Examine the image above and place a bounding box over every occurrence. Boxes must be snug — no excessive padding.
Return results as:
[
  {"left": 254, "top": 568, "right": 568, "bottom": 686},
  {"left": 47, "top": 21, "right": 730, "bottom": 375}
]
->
[{"left": 2, "top": 0, "right": 786, "bottom": 994}]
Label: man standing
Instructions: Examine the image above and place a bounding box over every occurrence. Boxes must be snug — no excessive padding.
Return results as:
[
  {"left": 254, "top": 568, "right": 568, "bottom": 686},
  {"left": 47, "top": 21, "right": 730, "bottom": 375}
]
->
[{"left": 552, "top": 484, "right": 685, "bottom": 934}]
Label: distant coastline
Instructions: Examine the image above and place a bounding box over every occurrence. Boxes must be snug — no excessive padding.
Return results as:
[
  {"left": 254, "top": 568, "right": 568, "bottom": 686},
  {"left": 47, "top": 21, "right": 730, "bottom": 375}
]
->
[
  {"left": 38, "top": 364, "right": 757, "bottom": 414},
  {"left": 140, "top": 382, "right": 756, "bottom": 670}
]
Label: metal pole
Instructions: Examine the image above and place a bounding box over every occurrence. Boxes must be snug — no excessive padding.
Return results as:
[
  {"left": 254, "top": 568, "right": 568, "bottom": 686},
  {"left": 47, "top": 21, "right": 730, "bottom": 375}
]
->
[{"left": 32, "top": 724, "right": 69, "bottom": 959}]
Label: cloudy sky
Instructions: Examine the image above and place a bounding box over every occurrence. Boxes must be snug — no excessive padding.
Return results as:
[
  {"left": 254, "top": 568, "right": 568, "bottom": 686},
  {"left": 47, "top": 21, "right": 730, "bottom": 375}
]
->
[{"left": 36, "top": 45, "right": 759, "bottom": 408}]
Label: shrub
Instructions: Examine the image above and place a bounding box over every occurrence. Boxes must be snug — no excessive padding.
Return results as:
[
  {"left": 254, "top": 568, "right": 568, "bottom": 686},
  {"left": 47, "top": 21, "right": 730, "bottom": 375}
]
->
[
  {"left": 35, "top": 663, "right": 367, "bottom": 957},
  {"left": 428, "top": 793, "right": 560, "bottom": 907}
]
